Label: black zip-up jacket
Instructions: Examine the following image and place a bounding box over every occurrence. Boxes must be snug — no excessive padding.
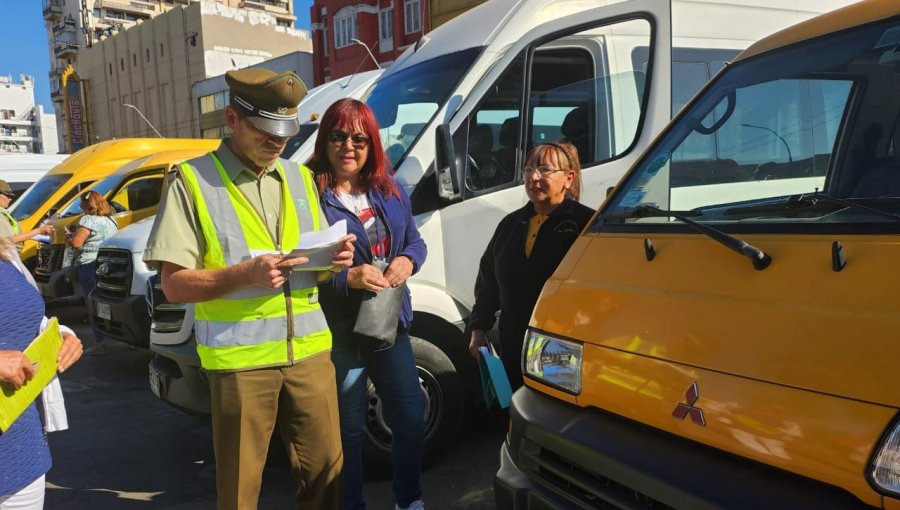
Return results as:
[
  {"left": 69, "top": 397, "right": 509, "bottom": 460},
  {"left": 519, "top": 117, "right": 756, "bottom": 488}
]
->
[{"left": 469, "top": 198, "right": 595, "bottom": 350}]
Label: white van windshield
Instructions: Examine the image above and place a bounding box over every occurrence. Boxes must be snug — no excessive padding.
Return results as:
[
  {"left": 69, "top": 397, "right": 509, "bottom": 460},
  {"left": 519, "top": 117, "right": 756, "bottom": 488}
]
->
[
  {"left": 600, "top": 18, "right": 900, "bottom": 229},
  {"left": 10, "top": 173, "right": 70, "bottom": 221},
  {"left": 367, "top": 47, "right": 482, "bottom": 168}
]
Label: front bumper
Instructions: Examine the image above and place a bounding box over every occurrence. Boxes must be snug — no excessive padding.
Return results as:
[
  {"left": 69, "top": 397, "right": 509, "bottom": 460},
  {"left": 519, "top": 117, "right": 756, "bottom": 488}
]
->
[
  {"left": 149, "top": 337, "right": 210, "bottom": 415},
  {"left": 88, "top": 290, "right": 150, "bottom": 347},
  {"left": 495, "top": 387, "right": 874, "bottom": 510}
]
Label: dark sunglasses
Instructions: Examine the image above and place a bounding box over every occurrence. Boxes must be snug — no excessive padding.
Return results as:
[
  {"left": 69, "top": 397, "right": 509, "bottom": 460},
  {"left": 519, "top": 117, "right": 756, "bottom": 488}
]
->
[{"left": 327, "top": 131, "right": 370, "bottom": 149}]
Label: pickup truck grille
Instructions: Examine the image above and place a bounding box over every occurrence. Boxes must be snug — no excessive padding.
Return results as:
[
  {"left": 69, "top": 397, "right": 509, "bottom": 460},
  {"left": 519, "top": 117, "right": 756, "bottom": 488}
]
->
[
  {"left": 521, "top": 438, "right": 674, "bottom": 510},
  {"left": 148, "top": 274, "right": 186, "bottom": 333},
  {"left": 94, "top": 248, "right": 132, "bottom": 299},
  {"left": 33, "top": 244, "right": 65, "bottom": 283}
]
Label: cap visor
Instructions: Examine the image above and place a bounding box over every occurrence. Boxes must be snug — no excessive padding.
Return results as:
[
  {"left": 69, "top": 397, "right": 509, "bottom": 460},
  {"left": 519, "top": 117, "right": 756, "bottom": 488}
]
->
[{"left": 246, "top": 115, "right": 300, "bottom": 138}]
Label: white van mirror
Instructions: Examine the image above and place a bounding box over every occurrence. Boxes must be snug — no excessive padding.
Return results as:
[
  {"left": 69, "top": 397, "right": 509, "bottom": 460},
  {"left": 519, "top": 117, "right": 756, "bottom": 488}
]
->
[{"left": 435, "top": 123, "right": 461, "bottom": 200}]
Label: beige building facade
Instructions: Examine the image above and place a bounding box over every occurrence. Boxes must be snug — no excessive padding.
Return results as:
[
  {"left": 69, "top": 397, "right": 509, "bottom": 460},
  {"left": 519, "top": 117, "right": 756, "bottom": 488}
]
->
[{"left": 43, "top": 0, "right": 303, "bottom": 150}]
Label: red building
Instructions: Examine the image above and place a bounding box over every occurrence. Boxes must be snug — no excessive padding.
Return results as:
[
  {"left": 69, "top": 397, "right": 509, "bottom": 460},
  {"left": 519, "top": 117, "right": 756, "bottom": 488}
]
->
[{"left": 310, "top": 0, "right": 431, "bottom": 85}]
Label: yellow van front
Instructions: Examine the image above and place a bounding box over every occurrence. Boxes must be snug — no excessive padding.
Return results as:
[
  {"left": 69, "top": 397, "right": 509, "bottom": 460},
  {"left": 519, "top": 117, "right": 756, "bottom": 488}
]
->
[
  {"left": 31, "top": 143, "right": 217, "bottom": 300},
  {"left": 9, "top": 138, "right": 216, "bottom": 265},
  {"left": 497, "top": 1, "right": 900, "bottom": 509}
]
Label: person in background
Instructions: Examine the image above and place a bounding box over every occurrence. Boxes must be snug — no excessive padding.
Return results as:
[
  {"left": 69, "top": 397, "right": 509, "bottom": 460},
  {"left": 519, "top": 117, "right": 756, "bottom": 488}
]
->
[
  {"left": 468, "top": 142, "right": 594, "bottom": 390},
  {"left": 0, "top": 235, "right": 83, "bottom": 509},
  {"left": 0, "top": 179, "right": 53, "bottom": 244},
  {"left": 309, "top": 98, "right": 428, "bottom": 510},
  {"left": 67, "top": 190, "right": 118, "bottom": 354},
  {"left": 143, "top": 68, "right": 354, "bottom": 510}
]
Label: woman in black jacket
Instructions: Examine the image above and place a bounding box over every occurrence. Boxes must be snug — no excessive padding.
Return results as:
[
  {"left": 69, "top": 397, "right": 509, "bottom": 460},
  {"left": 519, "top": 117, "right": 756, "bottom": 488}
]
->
[{"left": 468, "top": 142, "right": 594, "bottom": 391}]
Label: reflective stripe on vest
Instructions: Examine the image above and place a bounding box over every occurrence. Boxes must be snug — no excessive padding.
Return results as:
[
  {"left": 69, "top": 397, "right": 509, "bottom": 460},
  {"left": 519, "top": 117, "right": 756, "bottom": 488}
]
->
[
  {"left": 1, "top": 209, "right": 20, "bottom": 236},
  {"left": 179, "top": 153, "right": 330, "bottom": 371}
]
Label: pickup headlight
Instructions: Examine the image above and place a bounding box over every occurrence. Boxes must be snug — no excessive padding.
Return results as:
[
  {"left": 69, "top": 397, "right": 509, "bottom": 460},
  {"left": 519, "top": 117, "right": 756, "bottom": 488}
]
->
[
  {"left": 871, "top": 421, "right": 900, "bottom": 496},
  {"left": 523, "top": 329, "right": 583, "bottom": 395}
]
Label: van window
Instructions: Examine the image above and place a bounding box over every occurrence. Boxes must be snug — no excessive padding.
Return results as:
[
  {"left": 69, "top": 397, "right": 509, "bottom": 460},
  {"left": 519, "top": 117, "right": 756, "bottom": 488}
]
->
[
  {"left": 461, "top": 18, "right": 651, "bottom": 194},
  {"left": 466, "top": 56, "right": 525, "bottom": 191},
  {"left": 57, "top": 174, "right": 124, "bottom": 217},
  {"left": 601, "top": 18, "right": 900, "bottom": 229},
  {"left": 11, "top": 174, "right": 73, "bottom": 221},
  {"left": 368, "top": 47, "right": 483, "bottom": 169},
  {"left": 109, "top": 175, "right": 163, "bottom": 212}
]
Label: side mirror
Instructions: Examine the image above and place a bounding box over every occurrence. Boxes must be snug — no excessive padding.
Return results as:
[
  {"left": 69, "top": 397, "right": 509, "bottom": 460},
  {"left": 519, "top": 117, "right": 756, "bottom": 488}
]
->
[{"left": 435, "top": 123, "right": 461, "bottom": 200}]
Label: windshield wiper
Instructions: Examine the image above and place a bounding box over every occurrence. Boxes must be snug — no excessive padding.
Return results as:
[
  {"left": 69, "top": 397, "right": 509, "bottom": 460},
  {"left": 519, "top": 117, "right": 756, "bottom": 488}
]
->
[
  {"left": 602, "top": 204, "right": 772, "bottom": 270},
  {"left": 805, "top": 190, "right": 900, "bottom": 221},
  {"left": 722, "top": 190, "right": 900, "bottom": 221}
]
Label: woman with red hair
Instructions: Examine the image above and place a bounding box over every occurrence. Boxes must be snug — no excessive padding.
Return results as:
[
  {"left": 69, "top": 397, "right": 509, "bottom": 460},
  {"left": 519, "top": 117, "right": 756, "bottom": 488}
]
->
[{"left": 310, "top": 98, "right": 428, "bottom": 510}]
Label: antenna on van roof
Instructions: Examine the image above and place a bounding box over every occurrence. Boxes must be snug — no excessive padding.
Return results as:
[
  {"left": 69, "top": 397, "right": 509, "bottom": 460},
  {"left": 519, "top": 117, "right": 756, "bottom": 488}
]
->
[{"left": 342, "top": 39, "right": 380, "bottom": 90}]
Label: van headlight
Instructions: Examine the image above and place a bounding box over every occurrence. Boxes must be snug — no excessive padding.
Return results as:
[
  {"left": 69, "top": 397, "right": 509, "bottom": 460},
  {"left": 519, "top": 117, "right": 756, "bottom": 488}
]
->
[
  {"left": 871, "top": 421, "right": 900, "bottom": 496},
  {"left": 523, "top": 329, "right": 583, "bottom": 395}
]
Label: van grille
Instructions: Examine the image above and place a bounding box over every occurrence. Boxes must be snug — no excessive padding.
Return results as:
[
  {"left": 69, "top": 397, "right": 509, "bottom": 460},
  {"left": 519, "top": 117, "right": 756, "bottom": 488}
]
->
[
  {"left": 520, "top": 438, "right": 674, "bottom": 510},
  {"left": 34, "top": 244, "right": 64, "bottom": 283},
  {"left": 148, "top": 274, "right": 186, "bottom": 333},
  {"left": 94, "top": 248, "right": 132, "bottom": 299}
]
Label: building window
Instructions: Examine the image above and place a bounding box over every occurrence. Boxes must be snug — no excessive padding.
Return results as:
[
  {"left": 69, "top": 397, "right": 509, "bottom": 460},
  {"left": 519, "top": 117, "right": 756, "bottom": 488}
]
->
[
  {"left": 160, "top": 43, "right": 164, "bottom": 57},
  {"left": 109, "top": 62, "right": 112, "bottom": 75},
  {"left": 334, "top": 13, "right": 356, "bottom": 49},
  {"left": 379, "top": 8, "right": 393, "bottom": 41},
  {"left": 120, "top": 58, "right": 124, "bottom": 71},
  {"left": 199, "top": 92, "right": 228, "bottom": 115},
  {"left": 404, "top": 0, "right": 421, "bottom": 34},
  {"left": 133, "top": 53, "right": 137, "bottom": 66},
  {"left": 146, "top": 49, "right": 150, "bottom": 62}
]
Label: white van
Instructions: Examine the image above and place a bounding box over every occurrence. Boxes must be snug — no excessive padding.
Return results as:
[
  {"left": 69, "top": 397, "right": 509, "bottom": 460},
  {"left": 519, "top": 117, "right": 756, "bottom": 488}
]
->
[
  {"left": 0, "top": 153, "right": 67, "bottom": 202},
  {"left": 147, "top": 0, "right": 859, "bottom": 466}
]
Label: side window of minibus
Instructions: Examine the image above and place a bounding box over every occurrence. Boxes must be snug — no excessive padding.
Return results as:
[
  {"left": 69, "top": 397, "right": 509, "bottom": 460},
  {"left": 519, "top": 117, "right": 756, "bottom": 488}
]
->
[
  {"left": 464, "top": 56, "right": 525, "bottom": 193},
  {"left": 109, "top": 176, "right": 164, "bottom": 213},
  {"left": 529, "top": 18, "right": 652, "bottom": 168}
]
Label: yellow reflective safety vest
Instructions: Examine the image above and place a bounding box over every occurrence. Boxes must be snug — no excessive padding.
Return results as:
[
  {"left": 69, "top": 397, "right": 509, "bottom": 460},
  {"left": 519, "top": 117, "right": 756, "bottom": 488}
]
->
[
  {"left": 178, "top": 153, "right": 331, "bottom": 371},
  {"left": 0, "top": 208, "right": 20, "bottom": 236}
]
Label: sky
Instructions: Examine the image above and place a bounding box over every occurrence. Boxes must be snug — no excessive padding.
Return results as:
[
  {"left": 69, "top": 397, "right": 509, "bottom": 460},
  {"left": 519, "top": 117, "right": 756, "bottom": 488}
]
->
[{"left": 2, "top": 0, "right": 314, "bottom": 114}]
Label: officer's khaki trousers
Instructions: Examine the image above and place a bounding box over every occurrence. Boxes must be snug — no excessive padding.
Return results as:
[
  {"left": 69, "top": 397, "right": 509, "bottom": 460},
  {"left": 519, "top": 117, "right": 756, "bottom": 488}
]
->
[{"left": 209, "top": 351, "right": 343, "bottom": 510}]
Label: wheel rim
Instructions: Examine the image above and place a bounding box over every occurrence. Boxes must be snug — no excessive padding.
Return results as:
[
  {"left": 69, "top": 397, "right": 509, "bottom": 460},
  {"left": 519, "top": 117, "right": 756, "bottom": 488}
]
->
[{"left": 365, "top": 366, "right": 444, "bottom": 453}]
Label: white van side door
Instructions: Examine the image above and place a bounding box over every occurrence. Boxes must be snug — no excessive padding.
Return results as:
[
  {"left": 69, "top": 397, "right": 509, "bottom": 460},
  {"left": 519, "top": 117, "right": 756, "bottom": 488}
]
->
[{"left": 440, "top": 0, "right": 672, "bottom": 311}]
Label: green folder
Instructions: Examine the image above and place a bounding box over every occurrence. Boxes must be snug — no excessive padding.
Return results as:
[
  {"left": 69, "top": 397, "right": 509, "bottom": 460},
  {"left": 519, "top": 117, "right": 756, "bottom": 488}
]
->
[{"left": 0, "top": 317, "right": 63, "bottom": 433}]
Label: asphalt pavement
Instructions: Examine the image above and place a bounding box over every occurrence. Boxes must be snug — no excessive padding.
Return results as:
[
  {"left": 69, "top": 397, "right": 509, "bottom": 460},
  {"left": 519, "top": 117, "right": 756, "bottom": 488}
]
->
[{"left": 42, "top": 301, "right": 506, "bottom": 509}]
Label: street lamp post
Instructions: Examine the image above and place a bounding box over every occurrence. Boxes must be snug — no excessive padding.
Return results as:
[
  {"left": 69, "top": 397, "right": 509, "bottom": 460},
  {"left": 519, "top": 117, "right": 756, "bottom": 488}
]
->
[
  {"left": 350, "top": 38, "right": 381, "bottom": 70},
  {"left": 122, "top": 103, "right": 162, "bottom": 138}
]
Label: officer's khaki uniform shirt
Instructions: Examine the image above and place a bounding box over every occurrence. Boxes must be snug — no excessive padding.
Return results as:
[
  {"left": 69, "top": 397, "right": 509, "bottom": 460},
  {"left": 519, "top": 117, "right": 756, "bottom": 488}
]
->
[
  {"left": 143, "top": 139, "right": 328, "bottom": 270},
  {"left": 0, "top": 207, "right": 16, "bottom": 239}
]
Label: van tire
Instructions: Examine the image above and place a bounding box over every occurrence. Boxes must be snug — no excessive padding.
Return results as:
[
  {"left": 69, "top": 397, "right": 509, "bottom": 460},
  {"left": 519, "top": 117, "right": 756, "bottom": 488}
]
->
[{"left": 362, "top": 336, "right": 465, "bottom": 472}]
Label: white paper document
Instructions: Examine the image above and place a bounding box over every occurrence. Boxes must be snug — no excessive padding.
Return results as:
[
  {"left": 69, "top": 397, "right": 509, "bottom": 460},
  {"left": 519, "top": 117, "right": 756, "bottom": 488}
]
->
[{"left": 284, "top": 219, "right": 350, "bottom": 271}]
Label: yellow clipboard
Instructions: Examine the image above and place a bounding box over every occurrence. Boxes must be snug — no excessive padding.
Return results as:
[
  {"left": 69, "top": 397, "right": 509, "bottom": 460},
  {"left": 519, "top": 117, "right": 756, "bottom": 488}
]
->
[{"left": 0, "top": 317, "right": 63, "bottom": 433}]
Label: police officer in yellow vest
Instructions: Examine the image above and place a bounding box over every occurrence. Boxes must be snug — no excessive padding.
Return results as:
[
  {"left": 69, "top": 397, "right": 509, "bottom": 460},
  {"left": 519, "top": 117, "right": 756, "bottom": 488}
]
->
[
  {"left": 0, "top": 179, "right": 53, "bottom": 245},
  {"left": 143, "top": 69, "right": 354, "bottom": 510}
]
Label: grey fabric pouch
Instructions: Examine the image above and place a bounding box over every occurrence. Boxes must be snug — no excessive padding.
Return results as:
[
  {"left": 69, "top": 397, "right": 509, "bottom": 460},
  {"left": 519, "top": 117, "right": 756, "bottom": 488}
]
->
[{"left": 352, "top": 259, "right": 404, "bottom": 349}]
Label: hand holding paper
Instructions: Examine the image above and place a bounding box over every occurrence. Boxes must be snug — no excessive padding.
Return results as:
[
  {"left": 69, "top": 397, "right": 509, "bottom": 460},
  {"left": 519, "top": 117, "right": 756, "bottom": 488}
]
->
[
  {"left": 282, "top": 220, "right": 355, "bottom": 271},
  {"left": 0, "top": 318, "right": 63, "bottom": 432}
]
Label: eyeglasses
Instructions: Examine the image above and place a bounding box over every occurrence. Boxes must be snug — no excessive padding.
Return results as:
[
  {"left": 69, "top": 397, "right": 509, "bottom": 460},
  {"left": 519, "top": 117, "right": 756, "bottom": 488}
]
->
[
  {"left": 523, "top": 165, "right": 563, "bottom": 177},
  {"left": 328, "top": 131, "right": 370, "bottom": 150}
]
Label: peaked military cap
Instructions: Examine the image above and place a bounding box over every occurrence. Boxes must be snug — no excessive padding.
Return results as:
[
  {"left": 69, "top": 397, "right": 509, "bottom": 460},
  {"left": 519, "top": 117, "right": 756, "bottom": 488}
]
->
[
  {"left": 225, "top": 68, "right": 308, "bottom": 138},
  {"left": 0, "top": 179, "right": 13, "bottom": 197}
]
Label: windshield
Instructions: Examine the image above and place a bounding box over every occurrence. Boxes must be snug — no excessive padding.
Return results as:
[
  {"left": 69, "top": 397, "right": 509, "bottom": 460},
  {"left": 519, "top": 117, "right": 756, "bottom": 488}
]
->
[
  {"left": 56, "top": 174, "right": 124, "bottom": 217},
  {"left": 600, "top": 18, "right": 900, "bottom": 229},
  {"left": 367, "top": 47, "right": 482, "bottom": 169},
  {"left": 10, "top": 173, "right": 71, "bottom": 221},
  {"left": 283, "top": 123, "right": 320, "bottom": 160}
]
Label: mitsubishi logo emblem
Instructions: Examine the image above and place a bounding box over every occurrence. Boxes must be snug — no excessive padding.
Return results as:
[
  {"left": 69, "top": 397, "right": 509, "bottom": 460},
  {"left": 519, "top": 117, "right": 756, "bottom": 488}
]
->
[{"left": 672, "top": 382, "right": 706, "bottom": 426}]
